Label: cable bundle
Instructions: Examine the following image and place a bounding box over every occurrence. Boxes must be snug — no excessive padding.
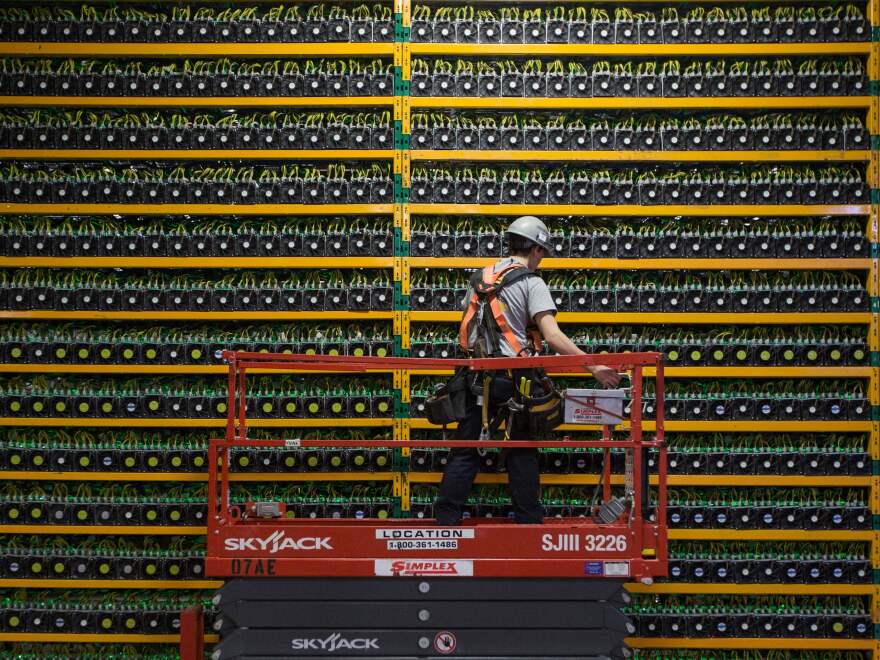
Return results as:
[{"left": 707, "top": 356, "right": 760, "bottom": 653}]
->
[
  {"left": 410, "top": 268, "right": 868, "bottom": 313},
  {"left": 410, "top": 3, "right": 867, "bottom": 44},
  {"left": 409, "top": 165, "right": 867, "bottom": 205},
  {"left": 666, "top": 541, "right": 871, "bottom": 585},
  {"left": 0, "top": 57, "right": 394, "bottom": 97},
  {"left": 410, "top": 216, "right": 869, "bottom": 258},
  {"left": 0, "top": 109, "right": 394, "bottom": 150},
  {"left": 0, "top": 374, "right": 395, "bottom": 419},
  {"left": 0, "top": 215, "right": 395, "bottom": 257},
  {"left": 0, "top": 4, "right": 395, "bottom": 43},
  {"left": 410, "top": 111, "right": 867, "bottom": 151},
  {"left": 0, "top": 162, "right": 394, "bottom": 204},
  {"left": 411, "top": 57, "right": 866, "bottom": 98},
  {"left": 630, "top": 594, "right": 871, "bottom": 638},
  {"left": 0, "top": 268, "right": 393, "bottom": 312},
  {"left": 0, "top": 322, "right": 394, "bottom": 365},
  {"left": 0, "top": 589, "right": 216, "bottom": 634}
]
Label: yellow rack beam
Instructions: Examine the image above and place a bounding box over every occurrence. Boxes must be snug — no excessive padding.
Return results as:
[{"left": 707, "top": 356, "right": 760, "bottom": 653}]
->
[
  {"left": 411, "top": 257, "right": 871, "bottom": 270},
  {"left": 407, "top": 473, "right": 874, "bottom": 487},
  {"left": 0, "top": 365, "right": 397, "bottom": 375},
  {"left": 0, "top": 257, "right": 394, "bottom": 269},
  {"left": 0, "top": 525, "right": 206, "bottom": 535},
  {"left": 0, "top": 418, "right": 393, "bottom": 428},
  {"left": 410, "top": 43, "right": 871, "bottom": 56},
  {"left": 0, "top": 633, "right": 219, "bottom": 643},
  {"left": 0, "top": 96, "right": 394, "bottom": 108},
  {"left": 408, "top": 203, "right": 870, "bottom": 216},
  {"left": 410, "top": 311, "right": 871, "bottom": 324},
  {"left": 0, "top": 365, "right": 870, "bottom": 378},
  {"left": 0, "top": 311, "right": 394, "bottom": 321},
  {"left": 0, "top": 471, "right": 397, "bottom": 482},
  {"left": 0, "top": 526, "right": 867, "bottom": 540},
  {"left": 409, "top": 419, "right": 873, "bottom": 432},
  {"left": 1, "top": 257, "right": 866, "bottom": 271},
  {"left": 411, "top": 149, "right": 869, "bottom": 163},
  {"left": 628, "top": 638, "right": 874, "bottom": 650},
  {"left": 0, "top": 579, "right": 223, "bottom": 589},
  {"left": 0, "top": 149, "right": 395, "bottom": 161},
  {"left": 411, "top": 96, "right": 871, "bottom": 110},
  {"left": 411, "top": 367, "right": 874, "bottom": 378},
  {"left": 0, "top": 203, "right": 393, "bottom": 216},
  {"left": 669, "top": 529, "right": 873, "bottom": 541},
  {"left": 629, "top": 583, "right": 875, "bottom": 595},
  {"left": 0, "top": 43, "right": 395, "bottom": 57}
]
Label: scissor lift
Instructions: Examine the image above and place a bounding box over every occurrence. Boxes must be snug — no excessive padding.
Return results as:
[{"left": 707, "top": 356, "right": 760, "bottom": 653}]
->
[{"left": 183, "top": 352, "right": 667, "bottom": 660}]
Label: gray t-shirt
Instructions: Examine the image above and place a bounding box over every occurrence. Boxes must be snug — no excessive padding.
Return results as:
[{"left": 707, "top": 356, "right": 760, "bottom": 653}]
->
[{"left": 463, "top": 257, "right": 557, "bottom": 357}]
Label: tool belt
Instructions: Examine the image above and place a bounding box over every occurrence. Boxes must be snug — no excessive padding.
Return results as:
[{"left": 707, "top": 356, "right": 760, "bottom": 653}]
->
[{"left": 425, "top": 366, "right": 563, "bottom": 439}]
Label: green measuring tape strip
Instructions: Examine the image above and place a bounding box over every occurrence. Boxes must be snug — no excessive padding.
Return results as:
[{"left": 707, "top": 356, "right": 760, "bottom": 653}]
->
[
  {"left": 393, "top": 227, "right": 411, "bottom": 257},
  {"left": 394, "top": 13, "right": 411, "bottom": 42},
  {"left": 393, "top": 281, "right": 410, "bottom": 311},
  {"left": 394, "top": 174, "right": 411, "bottom": 202},
  {"left": 394, "top": 121, "right": 411, "bottom": 149}
]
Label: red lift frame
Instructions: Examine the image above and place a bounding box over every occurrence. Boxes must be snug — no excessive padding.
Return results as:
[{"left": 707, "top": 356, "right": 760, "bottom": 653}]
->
[{"left": 206, "top": 352, "right": 667, "bottom": 580}]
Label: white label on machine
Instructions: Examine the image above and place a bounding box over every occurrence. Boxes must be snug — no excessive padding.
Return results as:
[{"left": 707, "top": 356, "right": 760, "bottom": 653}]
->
[
  {"left": 563, "top": 388, "right": 626, "bottom": 425},
  {"left": 375, "top": 559, "right": 474, "bottom": 577},
  {"left": 284, "top": 438, "right": 301, "bottom": 447},
  {"left": 603, "top": 561, "right": 631, "bottom": 577},
  {"left": 375, "top": 528, "right": 475, "bottom": 540}
]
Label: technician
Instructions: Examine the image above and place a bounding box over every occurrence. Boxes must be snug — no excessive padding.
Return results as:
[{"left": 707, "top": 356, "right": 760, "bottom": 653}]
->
[{"left": 435, "top": 216, "right": 621, "bottom": 525}]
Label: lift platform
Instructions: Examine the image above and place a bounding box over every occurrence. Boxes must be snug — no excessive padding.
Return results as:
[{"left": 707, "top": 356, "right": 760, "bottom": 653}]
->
[{"left": 185, "top": 351, "right": 667, "bottom": 660}]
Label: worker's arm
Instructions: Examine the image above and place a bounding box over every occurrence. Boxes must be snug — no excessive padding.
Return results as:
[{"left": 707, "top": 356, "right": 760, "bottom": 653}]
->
[{"left": 534, "top": 311, "right": 621, "bottom": 388}]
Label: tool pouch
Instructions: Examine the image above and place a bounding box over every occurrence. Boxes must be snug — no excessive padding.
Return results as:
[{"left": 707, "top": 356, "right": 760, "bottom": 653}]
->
[
  {"left": 425, "top": 366, "right": 469, "bottom": 426},
  {"left": 521, "top": 387, "right": 564, "bottom": 438}
]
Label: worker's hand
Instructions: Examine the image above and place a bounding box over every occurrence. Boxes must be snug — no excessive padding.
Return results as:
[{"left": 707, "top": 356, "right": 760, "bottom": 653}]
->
[{"left": 590, "top": 365, "right": 622, "bottom": 388}]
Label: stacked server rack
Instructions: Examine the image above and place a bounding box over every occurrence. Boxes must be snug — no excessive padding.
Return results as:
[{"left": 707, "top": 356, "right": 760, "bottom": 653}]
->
[{"left": 0, "top": 0, "right": 877, "bottom": 658}]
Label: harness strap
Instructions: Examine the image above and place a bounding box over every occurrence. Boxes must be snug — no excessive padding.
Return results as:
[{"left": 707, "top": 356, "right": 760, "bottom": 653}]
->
[{"left": 459, "top": 262, "right": 543, "bottom": 356}]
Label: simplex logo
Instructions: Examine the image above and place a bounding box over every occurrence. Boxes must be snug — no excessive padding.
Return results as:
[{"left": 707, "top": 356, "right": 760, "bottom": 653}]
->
[
  {"left": 224, "top": 530, "right": 333, "bottom": 554},
  {"left": 375, "top": 559, "right": 474, "bottom": 576},
  {"left": 290, "top": 633, "right": 379, "bottom": 652}
]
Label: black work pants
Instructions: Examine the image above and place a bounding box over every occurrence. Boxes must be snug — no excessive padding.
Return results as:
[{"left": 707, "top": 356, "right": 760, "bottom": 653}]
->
[{"left": 434, "top": 374, "right": 542, "bottom": 524}]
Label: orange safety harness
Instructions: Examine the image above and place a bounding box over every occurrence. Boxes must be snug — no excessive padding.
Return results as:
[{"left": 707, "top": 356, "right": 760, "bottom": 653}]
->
[{"left": 459, "top": 262, "right": 543, "bottom": 358}]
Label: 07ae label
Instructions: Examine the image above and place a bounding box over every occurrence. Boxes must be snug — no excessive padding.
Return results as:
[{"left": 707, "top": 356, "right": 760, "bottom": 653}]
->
[{"left": 541, "top": 533, "right": 628, "bottom": 553}]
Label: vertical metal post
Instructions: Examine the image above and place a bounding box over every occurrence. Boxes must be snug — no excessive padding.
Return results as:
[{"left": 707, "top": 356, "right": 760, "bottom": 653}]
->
[{"left": 179, "top": 605, "right": 204, "bottom": 660}]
